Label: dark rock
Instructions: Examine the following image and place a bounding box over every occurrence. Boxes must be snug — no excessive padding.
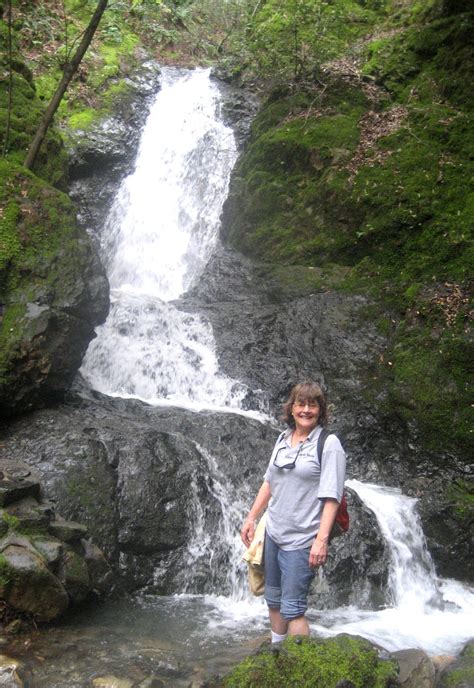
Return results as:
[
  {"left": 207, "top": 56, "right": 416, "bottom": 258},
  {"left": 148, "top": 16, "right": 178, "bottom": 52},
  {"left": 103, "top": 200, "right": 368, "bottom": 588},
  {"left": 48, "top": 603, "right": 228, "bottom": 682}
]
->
[
  {"left": 0, "top": 167, "right": 109, "bottom": 418},
  {"left": 310, "top": 489, "right": 389, "bottom": 609},
  {"left": 0, "top": 479, "right": 41, "bottom": 507},
  {"left": 79, "top": 538, "right": 114, "bottom": 595}
]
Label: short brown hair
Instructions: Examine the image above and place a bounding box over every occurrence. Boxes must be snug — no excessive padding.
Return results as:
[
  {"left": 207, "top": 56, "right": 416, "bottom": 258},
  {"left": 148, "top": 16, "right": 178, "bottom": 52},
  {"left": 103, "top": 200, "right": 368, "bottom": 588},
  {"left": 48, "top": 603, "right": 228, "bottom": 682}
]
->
[{"left": 281, "top": 382, "right": 328, "bottom": 428}]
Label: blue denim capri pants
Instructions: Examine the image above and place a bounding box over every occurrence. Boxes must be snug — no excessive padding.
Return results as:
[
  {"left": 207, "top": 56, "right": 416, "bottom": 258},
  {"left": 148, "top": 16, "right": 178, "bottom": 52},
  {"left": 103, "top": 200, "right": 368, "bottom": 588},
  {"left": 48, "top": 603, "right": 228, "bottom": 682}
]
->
[{"left": 264, "top": 531, "right": 315, "bottom": 620}]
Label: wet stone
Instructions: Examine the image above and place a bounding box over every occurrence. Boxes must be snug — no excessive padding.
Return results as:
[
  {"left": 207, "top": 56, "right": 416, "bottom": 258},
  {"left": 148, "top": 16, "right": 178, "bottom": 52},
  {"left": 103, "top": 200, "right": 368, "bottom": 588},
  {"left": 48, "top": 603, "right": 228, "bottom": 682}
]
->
[
  {"left": 0, "top": 479, "right": 41, "bottom": 508},
  {"left": 3, "top": 545, "right": 69, "bottom": 621},
  {"left": 31, "top": 537, "right": 63, "bottom": 568},
  {"left": 58, "top": 548, "right": 91, "bottom": 604},
  {"left": 4, "top": 496, "right": 51, "bottom": 530},
  {"left": 92, "top": 676, "right": 135, "bottom": 688},
  {"left": 48, "top": 518, "right": 88, "bottom": 543},
  {"left": 137, "top": 678, "right": 166, "bottom": 688}
]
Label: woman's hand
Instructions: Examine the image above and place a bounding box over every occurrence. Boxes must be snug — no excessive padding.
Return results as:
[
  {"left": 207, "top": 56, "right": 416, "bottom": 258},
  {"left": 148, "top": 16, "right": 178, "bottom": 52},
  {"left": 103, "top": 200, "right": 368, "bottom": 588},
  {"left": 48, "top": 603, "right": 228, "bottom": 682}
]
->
[
  {"left": 309, "top": 537, "right": 329, "bottom": 568},
  {"left": 241, "top": 517, "right": 256, "bottom": 548},
  {"left": 240, "top": 481, "right": 271, "bottom": 548}
]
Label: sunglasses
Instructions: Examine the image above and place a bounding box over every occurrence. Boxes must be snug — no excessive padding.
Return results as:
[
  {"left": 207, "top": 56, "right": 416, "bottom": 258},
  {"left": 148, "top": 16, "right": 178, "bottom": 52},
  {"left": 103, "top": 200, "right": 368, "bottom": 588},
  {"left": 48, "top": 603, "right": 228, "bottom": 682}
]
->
[{"left": 273, "top": 441, "right": 308, "bottom": 469}]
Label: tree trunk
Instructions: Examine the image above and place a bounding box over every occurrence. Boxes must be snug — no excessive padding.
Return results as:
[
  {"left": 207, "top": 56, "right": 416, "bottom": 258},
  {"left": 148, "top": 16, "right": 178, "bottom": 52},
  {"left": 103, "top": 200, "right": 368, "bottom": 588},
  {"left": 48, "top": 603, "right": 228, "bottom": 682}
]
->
[{"left": 24, "top": 0, "right": 109, "bottom": 171}]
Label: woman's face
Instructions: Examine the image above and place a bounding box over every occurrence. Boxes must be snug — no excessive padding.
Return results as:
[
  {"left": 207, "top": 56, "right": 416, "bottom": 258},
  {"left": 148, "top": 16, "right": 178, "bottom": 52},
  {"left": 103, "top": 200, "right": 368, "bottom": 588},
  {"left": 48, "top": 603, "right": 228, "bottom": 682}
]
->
[{"left": 292, "top": 398, "right": 320, "bottom": 434}]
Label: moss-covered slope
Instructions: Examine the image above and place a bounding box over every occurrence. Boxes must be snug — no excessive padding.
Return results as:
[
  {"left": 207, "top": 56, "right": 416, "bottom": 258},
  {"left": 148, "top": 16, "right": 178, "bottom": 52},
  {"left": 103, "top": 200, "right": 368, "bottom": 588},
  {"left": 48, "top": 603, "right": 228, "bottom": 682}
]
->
[
  {"left": 0, "top": 21, "right": 108, "bottom": 417},
  {"left": 222, "top": 8, "right": 473, "bottom": 460}
]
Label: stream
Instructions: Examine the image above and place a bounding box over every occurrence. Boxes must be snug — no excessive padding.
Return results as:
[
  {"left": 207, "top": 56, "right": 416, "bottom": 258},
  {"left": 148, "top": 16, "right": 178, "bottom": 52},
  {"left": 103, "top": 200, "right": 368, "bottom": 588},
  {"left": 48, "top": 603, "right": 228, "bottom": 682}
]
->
[{"left": 6, "top": 67, "right": 472, "bottom": 686}]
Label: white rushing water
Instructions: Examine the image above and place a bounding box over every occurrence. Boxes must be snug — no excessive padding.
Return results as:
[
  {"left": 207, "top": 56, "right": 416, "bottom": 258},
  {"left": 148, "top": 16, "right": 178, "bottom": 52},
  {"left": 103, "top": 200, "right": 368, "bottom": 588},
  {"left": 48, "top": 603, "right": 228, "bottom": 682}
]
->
[
  {"left": 81, "top": 68, "right": 265, "bottom": 415},
  {"left": 205, "top": 479, "right": 474, "bottom": 656}
]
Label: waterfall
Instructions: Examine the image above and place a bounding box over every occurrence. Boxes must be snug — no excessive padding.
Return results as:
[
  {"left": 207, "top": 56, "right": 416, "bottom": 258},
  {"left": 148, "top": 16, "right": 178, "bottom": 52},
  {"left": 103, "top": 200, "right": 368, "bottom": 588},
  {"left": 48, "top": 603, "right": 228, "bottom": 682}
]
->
[
  {"left": 80, "top": 67, "right": 266, "bottom": 415},
  {"left": 308, "top": 480, "right": 474, "bottom": 655}
]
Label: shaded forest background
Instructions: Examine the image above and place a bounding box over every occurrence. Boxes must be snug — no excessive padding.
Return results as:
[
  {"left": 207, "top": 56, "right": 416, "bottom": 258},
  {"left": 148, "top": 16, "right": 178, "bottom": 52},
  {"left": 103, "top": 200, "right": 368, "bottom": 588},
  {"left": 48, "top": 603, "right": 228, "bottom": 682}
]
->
[{"left": 0, "top": 0, "right": 472, "bottom": 518}]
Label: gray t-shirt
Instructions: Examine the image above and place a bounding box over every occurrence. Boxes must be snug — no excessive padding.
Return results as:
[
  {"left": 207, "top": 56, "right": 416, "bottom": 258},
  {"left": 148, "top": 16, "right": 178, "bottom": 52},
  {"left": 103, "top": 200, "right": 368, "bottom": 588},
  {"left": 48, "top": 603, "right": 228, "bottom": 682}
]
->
[{"left": 264, "top": 425, "right": 346, "bottom": 550}]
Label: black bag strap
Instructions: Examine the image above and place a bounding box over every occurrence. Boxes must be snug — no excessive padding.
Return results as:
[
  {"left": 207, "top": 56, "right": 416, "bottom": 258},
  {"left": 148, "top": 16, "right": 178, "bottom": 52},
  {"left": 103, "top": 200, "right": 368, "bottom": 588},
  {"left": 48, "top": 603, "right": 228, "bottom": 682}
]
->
[{"left": 317, "top": 427, "right": 330, "bottom": 465}]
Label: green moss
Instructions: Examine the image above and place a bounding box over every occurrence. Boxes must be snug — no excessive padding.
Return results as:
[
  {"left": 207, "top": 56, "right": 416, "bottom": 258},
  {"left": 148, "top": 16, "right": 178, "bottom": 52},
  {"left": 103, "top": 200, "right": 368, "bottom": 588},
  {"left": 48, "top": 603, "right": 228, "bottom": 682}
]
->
[
  {"left": 443, "top": 667, "right": 474, "bottom": 687},
  {"left": 223, "top": 635, "right": 398, "bottom": 688},
  {"left": 446, "top": 480, "right": 474, "bottom": 521},
  {"left": 1, "top": 512, "right": 20, "bottom": 530},
  {"left": 0, "top": 553, "right": 12, "bottom": 591},
  {"left": 67, "top": 108, "right": 98, "bottom": 130}
]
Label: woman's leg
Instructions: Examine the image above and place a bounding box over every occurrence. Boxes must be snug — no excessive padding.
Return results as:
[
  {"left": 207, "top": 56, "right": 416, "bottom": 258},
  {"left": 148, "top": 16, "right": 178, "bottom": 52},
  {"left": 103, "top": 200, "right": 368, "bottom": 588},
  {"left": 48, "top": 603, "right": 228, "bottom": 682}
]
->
[
  {"left": 264, "top": 533, "right": 289, "bottom": 637},
  {"left": 288, "top": 615, "right": 310, "bottom": 636},
  {"left": 268, "top": 607, "right": 288, "bottom": 635},
  {"left": 278, "top": 546, "right": 315, "bottom": 636}
]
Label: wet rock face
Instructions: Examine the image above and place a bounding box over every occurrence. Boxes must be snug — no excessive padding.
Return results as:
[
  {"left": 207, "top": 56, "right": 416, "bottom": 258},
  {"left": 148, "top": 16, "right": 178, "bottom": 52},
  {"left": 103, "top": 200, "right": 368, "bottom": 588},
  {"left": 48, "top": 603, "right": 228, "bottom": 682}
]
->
[
  {"left": 67, "top": 61, "right": 162, "bottom": 235},
  {"left": 0, "top": 395, "right": 388, "bottom": 605},
  {"left": 0, "top": 173, "right": 109, "bottom": 419},
  {"left": 0, "top": 460, "right": 113, "bottom": 622}
]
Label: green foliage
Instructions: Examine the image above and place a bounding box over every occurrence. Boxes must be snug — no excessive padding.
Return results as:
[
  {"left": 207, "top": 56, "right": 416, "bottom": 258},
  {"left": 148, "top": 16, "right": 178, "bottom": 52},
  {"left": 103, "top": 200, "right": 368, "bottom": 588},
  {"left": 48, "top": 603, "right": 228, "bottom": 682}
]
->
[
  {"left": 223, "top": 635, "right": 398, "bottom": 688},
  {"left": 246, "top": 0, "right": 374, "bottom": 83}
]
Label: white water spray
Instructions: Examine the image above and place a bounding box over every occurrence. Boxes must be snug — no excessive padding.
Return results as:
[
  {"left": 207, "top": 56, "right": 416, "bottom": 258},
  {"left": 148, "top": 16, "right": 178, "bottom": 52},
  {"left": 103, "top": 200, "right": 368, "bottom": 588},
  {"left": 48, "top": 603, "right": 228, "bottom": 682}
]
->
[
  {"left": 81, "top": 68, "right": 265, "bottom": 414},
  {"left": 307, "top": 480, "right": 474, "bottom": 655}
]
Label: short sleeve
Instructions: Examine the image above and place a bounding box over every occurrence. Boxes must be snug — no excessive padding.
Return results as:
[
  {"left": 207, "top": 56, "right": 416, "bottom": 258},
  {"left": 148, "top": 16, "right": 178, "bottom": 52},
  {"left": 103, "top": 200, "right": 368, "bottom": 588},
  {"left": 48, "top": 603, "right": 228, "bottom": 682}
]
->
[{"left": 317, "top": 434, "right": 346, "bottom": 502}]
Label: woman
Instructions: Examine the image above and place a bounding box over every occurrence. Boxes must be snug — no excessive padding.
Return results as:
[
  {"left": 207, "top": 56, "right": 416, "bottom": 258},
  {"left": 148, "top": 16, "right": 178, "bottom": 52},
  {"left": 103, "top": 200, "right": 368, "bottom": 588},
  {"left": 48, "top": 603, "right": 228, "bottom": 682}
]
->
[{"left": 241, "top": 381, "right": 346, "bottom": 642}]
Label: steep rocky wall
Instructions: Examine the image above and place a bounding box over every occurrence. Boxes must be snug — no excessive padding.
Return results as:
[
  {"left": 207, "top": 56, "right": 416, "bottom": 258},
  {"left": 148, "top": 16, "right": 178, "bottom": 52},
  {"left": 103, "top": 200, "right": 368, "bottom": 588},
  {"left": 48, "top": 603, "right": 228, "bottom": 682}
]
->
[{"left": 0, "top": 33, "right": 109, "bottom": 417}]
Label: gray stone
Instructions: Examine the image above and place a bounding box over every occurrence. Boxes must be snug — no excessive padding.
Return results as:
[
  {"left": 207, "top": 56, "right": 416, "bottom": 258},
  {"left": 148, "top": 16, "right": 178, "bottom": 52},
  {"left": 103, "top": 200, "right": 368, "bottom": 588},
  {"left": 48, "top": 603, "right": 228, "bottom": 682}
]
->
[
  {"left": 391, "top": 648, "right": 435, "bottom": 687},
  {"left": 80, "top": 539, "right": 114, "bottom": 594},
  {"left": 4, "top": 496, "right": 51, "bottom": 530},
  {"left": 2, "top": 544, "right": 69, "bottom": 621},
  {"left": 48, "top": 518, "right": 88, "bottom": 543},
  {"left": 31, "top": 537, "right": 63, "bottom": 568}
]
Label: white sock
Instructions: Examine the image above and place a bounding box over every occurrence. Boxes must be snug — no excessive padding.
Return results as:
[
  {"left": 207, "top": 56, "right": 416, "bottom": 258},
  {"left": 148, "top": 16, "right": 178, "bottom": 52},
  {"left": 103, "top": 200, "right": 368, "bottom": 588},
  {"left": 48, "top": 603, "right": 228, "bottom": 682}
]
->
[{"left": 271, "top": 630, "right": 288, "bottom": 644}]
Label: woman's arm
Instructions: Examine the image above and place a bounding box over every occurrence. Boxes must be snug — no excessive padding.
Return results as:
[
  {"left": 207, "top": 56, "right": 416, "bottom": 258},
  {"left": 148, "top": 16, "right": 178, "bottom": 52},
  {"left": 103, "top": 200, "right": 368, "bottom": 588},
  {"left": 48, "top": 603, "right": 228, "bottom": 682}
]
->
[
  {"left": 240, "top": 480, "right": 271, "bottom": 547},
  {"left": 309, "top": 497, "right": 339, "bottom": 567}
]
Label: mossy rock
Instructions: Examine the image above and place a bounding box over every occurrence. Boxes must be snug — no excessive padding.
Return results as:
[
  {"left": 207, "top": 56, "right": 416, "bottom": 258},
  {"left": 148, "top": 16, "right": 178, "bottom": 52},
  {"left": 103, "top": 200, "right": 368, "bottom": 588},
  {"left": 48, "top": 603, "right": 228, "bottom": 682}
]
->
[
  {"left": 0, "top": 159, "right": 109, "bottom": 416},
  {"left": 436, "top": 639, "right": 474, "bottom": 687},
  {"left": 221, "top": 635, "right": 398, "bottom": 688}
]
